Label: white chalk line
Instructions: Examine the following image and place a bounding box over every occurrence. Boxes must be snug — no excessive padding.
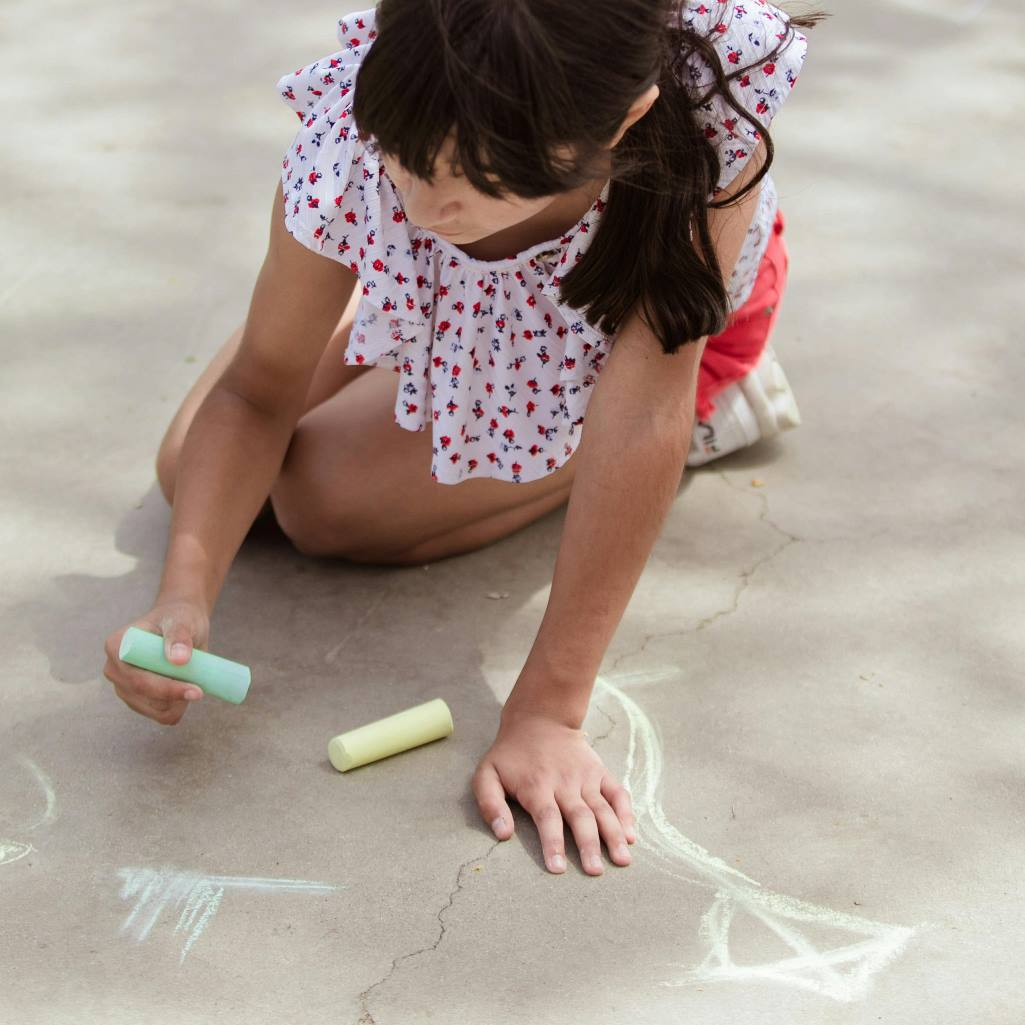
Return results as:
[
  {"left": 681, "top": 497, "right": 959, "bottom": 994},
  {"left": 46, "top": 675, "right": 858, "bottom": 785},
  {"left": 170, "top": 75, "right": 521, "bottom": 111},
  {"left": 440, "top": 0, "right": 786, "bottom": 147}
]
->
[
  {"left": 18, "top": 756, "right": 59, "bottom": 831},
  {"left": 203, "top": 875, "right": 341, "bottom": 890},
  {"left": 0, "top": 839, "right": 36, "bottom": 866},
  {"left": 594, "top": 672, "right": 918, "bottom": 1003},
  {"left": 2, "top": 700, "right": 914, "bottom": 995},
  {"left": 0, "top": 756, "right": 59, "bottom": 867},
  {"left": 1, "top": 757, "right": 341, "bottom": 964},
  {"left": 117, "top": 865, "right": 340, "bottom": 964}
]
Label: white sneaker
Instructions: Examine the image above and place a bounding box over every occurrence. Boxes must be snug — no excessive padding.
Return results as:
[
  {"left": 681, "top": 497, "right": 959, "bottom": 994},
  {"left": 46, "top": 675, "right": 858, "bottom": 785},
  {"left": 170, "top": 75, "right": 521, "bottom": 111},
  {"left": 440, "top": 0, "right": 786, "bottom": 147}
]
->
[{"left": 686, "top": 344, "right": 802, "bottom": 467}]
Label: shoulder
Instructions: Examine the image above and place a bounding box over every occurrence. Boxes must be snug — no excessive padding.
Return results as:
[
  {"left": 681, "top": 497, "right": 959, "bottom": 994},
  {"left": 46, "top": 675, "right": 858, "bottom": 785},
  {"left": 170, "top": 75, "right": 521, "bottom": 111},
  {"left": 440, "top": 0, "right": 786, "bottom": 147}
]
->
[
  {"left": 335, "top": 7, "right": 379, "bottom": 52},
  {"left": 276, "top": 6, "right": 380, "bottom": 123},
  {"left": 276, "top": 6, "right": 424, "bottom": 307},
  {"left": 678, "top": 0, "right": 810, "bottom": 198},
  {"left": 680, "top": 0, "right": 808, "bottom": 79}
]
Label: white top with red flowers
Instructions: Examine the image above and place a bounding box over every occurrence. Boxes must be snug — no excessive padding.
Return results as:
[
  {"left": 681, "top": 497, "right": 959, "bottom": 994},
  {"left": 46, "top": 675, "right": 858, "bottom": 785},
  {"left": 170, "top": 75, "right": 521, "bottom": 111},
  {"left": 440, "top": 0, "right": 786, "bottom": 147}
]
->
[{"left": 276, "top": 1, "right": 808, "bottom": 484}]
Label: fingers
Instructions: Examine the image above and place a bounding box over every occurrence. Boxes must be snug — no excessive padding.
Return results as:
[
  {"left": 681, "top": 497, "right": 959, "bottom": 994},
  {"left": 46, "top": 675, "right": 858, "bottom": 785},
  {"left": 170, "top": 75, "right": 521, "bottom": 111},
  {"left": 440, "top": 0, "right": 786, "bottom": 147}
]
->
[
  {"left": 110, "top": 676, "right": 188, "bottom": 725},
  {"left": 557, "top": 792, "right": 606, "bottom": 875},
  {"left": 102, "top": 652, "right": 194, "bottom": 726},
  {"left": 556, "top": 783, "right": 633, "bottom": 874},
  {"left": 111, "top": 655, "right": 198, "bottom": 706},
  {"left": 533, "top": 777, "right": 637, "bottom": 876},
  {"left": 159, "top": 616, "right": 197, "bottom": 666},
  {"left": 471, "top": 761, "right": 514, "bottom": 840},
  {"left": 471, "top": 756, "right": 638, "bottom": 877},
  {"left": 123, "top": 660, "right": 198, "bottom": 706},
  {"left": 582, "top": 788, "right": 632, "bottom": 867},
  {"left": 600, "top": 775, "right": 638, "bottom": 844},
  {"left": 524, "top": 795, "right": 568, "bottom": 874}
]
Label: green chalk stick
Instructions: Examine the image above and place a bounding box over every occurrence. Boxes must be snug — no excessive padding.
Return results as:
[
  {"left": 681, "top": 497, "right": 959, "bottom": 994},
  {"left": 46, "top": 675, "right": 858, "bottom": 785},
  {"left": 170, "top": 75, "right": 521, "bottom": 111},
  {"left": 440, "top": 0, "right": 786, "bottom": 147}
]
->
[{"left": 118, "top": 627, "right": 251, "bottom": 704}]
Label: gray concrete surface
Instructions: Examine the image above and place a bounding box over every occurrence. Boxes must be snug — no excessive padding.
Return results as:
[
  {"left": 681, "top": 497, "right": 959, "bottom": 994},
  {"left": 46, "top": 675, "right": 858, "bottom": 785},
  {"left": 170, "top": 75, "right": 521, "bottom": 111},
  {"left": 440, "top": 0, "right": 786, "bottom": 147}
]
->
[{"left": 2, "top": 1, "right": 1023, "bottom": 1022}]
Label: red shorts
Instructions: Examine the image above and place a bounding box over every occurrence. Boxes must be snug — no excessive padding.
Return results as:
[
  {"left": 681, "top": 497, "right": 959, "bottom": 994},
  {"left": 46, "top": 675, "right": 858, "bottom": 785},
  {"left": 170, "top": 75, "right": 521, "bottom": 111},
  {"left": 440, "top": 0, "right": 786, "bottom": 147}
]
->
[{"left": 694, "top": 207, "right": 790, "bottom": 421}]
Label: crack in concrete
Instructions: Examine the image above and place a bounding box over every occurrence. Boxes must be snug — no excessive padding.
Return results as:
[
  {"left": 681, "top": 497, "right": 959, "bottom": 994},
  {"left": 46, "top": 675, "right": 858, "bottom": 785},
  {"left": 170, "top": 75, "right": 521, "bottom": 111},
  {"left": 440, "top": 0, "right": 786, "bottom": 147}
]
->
[
  {"left": 715, "top": 470, "right": 803, "bottom": 546},
  {"left": 588, "top": 701, "right": 618, "bottom": 744},
  {"left": 326, "top": 580, "right": 396, "bottom": 668},
  {"left": 607, "top": 471, "right": 802, "bottom": 678},
  {"left": 355, "top": 838, "right": 502, "bottom": 1025},
  {"left": 715, "top": 472, "right": 896, "bottom": 547},
  {"left": 694, "top": 473, "right": 801, "bottom": 632},
  {"left": 353, "top": 473, "right": 813, "bottom": 1022},
  {"left": 608, "top": 629, "right": 683, "bottom": 677}
]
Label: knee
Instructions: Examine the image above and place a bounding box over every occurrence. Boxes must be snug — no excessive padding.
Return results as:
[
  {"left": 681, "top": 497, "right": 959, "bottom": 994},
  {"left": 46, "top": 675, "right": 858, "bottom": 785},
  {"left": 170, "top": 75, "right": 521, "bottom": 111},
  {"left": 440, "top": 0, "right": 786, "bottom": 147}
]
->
[
  {"left": 269, "top": 432, "right": 398, "bottom": 562},
  {"left": 269, "top": 485, "right": 364, "bottom": 560},
  {"left": 269, "top": 493, "right": 322, "bottom": 557},
  {"left": 268, "top": 430, "right": 340, "bottom": 557},
  {"left": 270, "top": 496, "right": 363, "bottom": 560}
]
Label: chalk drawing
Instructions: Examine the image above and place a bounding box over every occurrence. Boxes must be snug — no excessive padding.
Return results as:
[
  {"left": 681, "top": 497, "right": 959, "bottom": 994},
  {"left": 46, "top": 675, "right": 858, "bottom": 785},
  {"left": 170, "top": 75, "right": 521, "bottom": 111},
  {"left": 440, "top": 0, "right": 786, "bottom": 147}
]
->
[
  {"left": 593, "top": 670, "right": 918, "bottom": 1002},
  {"left": 116, "top": 865, "right": 340, "bottom": 964},
  {"left": 0, "top": 839, "right": 35, "bottom": 866},
  {"left": 0, "top": 756, "right": 59, "bottom": 866},
  {"left": 19, "top": 756, "right": 59, "bottom": 830}
]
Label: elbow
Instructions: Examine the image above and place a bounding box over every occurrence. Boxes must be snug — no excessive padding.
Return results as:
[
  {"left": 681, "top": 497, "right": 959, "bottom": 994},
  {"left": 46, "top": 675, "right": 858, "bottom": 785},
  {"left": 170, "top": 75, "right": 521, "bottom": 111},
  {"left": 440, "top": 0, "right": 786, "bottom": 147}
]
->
[
  {"left": 643, "top": 403, "right": 697, "bottom": 456},
  {"left": 625, "top": 413, "right": 695, "bottom": 470}
]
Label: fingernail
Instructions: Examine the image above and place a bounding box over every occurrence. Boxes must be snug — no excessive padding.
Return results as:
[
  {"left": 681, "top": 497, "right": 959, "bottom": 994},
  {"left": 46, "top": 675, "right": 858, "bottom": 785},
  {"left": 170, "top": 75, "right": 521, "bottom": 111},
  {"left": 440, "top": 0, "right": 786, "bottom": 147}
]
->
[
  {"left": 185, "top": 689, "right": 202, "bottom": 701},
  {"left": 491, "top": 817, "right": 505, "bottom": 834},
  {"left": 587, "top": 855, "right": 603, "bottom": 872},
  {"left": 171, "top": 643, "right": 189, "bottom": 660},
  {"left": 550, "top": 854, "right": 566, "bottom": 872},
  {"left": 616, "top": 844, "right": 630, "bottom": 860}
]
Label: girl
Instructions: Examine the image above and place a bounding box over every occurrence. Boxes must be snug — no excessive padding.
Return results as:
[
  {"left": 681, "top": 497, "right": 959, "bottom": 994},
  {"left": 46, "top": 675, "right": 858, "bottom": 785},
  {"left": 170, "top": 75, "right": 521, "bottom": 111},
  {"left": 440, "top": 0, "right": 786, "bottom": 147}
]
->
[{"left": 103, "top": 0, "right": 828, "bottom": 878}]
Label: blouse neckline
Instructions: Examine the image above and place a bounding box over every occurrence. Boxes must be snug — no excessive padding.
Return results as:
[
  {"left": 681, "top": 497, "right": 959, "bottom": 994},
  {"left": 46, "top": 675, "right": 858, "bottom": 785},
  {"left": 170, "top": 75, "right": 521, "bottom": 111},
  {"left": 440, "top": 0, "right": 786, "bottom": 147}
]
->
[{"left": 378, "top": 162, "right": 611, "bottom": 270}]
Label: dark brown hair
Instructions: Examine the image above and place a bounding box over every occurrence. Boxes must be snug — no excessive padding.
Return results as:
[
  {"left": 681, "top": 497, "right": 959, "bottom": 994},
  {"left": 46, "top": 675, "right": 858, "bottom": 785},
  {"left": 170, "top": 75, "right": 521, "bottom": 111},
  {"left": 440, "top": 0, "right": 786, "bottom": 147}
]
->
[{"left": 353, "top": 0, "right": 831, "bottom": 355}]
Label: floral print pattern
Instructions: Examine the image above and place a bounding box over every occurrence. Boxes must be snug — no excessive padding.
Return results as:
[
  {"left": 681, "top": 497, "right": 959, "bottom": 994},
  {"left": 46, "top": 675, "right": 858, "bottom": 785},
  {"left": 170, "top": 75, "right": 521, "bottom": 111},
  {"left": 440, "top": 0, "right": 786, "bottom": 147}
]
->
[{"left": 277, "top": 1, "right": 808, "bottom": 484}]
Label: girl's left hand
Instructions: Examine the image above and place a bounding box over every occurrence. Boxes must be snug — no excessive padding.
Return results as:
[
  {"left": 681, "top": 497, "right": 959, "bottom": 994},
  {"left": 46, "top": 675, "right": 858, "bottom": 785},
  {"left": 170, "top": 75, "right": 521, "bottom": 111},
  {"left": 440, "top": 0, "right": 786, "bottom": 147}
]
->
[{"left": 471, "top": 710, "right": 638, "bottom": 875}]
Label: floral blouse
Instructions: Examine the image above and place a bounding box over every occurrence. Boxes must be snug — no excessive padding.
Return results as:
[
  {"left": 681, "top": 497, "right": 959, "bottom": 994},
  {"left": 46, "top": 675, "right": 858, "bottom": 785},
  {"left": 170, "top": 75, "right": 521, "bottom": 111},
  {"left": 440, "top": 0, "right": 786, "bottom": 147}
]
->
[{"left": 277, "top": 1, "right": 808, "bottom": 484}]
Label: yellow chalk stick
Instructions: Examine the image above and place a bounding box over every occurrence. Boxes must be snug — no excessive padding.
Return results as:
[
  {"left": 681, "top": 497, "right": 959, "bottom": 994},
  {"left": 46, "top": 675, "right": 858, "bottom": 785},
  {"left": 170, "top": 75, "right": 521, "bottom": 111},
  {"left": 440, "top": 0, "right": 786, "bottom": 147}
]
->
[{"left": 328, "top": 698, "right": 454, "bottom": 772}]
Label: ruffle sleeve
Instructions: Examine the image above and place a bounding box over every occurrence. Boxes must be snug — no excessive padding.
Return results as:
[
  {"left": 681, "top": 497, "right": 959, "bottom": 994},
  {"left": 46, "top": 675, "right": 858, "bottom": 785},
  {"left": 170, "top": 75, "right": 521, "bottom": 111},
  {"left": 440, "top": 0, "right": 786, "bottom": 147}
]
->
[
  {"left": 275, "top": 8, "right": 430, "bottom": 336},
  {"left": 680, "top": 0, "right": 809, "bottom": 199}
]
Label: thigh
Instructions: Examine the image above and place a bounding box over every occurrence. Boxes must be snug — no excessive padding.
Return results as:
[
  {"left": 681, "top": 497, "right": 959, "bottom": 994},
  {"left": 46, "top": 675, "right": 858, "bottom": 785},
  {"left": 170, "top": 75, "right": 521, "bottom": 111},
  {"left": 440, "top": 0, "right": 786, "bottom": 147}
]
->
[{"left": 271, "top": 365, "right": 578, "bottom": 560}]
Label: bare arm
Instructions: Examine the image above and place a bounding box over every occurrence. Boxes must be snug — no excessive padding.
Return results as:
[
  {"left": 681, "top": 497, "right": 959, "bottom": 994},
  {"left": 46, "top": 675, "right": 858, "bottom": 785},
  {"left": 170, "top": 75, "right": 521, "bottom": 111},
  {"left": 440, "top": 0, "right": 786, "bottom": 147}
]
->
[
  {"left": 157, "top": 179, "right": 360, "bottom": 613},
  {"left": 503, "top": 145, "right": 769, "bottom": 725}
]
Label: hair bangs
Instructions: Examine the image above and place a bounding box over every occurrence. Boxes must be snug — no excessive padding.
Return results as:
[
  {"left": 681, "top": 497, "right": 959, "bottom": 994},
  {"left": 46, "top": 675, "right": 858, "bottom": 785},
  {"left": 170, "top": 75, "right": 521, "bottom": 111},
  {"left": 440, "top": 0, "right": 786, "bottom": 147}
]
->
[
  {"left": 354, "top": 0, "right": 613, "bottom": 201},
  {"left": 352, "top": 26, "right": 456, "bottom": 187}
]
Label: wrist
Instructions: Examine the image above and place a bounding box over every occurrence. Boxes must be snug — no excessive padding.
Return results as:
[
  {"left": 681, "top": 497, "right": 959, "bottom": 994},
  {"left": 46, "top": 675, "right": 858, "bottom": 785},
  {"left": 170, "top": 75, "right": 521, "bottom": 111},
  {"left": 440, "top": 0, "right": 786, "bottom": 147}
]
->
[
  {"left": 154, "top": 585, "right": 212, "bottom": 617},
  {"left": 500, "top": 674, "right": 590, "bottom": 731},
  {"left": 157, "top": 544, "right": 215, "bottom": 615}
]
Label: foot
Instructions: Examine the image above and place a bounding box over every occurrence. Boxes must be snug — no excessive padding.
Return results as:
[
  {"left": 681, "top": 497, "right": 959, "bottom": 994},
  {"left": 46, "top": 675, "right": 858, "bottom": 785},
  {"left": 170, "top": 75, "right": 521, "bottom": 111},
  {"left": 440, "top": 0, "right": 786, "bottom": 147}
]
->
[{"left": 686, "top": 345, "right": 802, "bottom": 467}]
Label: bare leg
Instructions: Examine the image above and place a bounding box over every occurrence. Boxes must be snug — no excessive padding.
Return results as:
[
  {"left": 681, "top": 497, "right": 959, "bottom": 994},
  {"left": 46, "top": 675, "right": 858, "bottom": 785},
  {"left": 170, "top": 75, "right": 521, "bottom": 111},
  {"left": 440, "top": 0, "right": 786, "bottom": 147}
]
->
[
  {"left": 266, "top": 365, "right": 580, "bottom": 563},
  {"left": 156, "top": 285, "right": 586, "bottom": 563}
]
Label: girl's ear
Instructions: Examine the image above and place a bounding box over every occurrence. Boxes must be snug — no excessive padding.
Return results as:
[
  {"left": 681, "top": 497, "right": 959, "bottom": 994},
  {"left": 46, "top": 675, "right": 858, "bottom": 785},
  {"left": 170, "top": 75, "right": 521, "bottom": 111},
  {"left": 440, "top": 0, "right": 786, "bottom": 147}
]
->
[{"left": 609, "top": 83, "right": 661, "bottom": 148}]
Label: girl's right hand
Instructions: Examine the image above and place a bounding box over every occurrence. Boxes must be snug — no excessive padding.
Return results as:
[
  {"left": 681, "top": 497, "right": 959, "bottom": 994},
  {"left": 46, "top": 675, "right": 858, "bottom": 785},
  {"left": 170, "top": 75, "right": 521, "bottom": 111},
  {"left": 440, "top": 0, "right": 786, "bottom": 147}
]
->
[{"left": 103, "top": 599, "right": 211, "bottom": 725}]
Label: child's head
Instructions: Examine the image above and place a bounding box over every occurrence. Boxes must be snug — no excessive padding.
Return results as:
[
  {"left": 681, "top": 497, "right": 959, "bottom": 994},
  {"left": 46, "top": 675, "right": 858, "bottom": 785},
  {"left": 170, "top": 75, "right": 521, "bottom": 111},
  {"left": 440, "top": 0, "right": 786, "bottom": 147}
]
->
[
  {"left": 354, "top": 0, "right": 829, "bottom": 355},
  {"left": 363, "top": 92, "right": 658, "bottom": 246}
]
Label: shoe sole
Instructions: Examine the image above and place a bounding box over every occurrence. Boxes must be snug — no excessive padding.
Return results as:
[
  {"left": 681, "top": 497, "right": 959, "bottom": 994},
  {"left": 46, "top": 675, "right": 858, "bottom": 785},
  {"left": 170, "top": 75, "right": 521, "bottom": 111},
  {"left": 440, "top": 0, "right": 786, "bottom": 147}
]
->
[
  {"left": 686, "top": 344, "right": 801, "bottom": 467},
  {"left": 738, "top": 344, "right": 802, "bottom": 437}
]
